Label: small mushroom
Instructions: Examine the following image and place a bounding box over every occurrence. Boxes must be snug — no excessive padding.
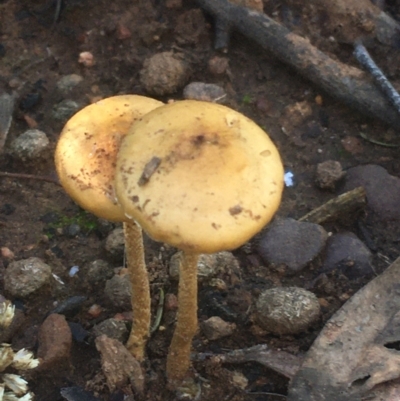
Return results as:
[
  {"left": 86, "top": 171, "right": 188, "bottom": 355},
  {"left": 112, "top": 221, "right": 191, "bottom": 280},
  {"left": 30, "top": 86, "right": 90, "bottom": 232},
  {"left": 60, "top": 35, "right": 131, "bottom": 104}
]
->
[
  {"left": 54, "top": 95, "right": 163, "bottom": 361},
  {"left": 115, "top": 100, "right": 284, "bottom": 385}
]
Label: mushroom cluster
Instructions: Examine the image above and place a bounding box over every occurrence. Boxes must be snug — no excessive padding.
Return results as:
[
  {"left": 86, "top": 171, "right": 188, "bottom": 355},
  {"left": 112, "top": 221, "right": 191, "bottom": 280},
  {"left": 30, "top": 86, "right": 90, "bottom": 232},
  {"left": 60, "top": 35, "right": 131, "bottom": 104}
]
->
[{"left": 55, "top": 97, "right": 284, "bottom": 387}]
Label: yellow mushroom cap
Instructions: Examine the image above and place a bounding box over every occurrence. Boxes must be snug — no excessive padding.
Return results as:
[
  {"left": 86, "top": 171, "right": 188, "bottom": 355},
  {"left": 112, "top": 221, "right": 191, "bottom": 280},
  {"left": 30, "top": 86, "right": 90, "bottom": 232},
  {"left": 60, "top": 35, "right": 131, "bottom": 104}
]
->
[
  {"left": 115, "top": 100, "right": 284, "bottom": 253},
  {"left": 55, "top": 95, "right": 163, "bottom": 221}
]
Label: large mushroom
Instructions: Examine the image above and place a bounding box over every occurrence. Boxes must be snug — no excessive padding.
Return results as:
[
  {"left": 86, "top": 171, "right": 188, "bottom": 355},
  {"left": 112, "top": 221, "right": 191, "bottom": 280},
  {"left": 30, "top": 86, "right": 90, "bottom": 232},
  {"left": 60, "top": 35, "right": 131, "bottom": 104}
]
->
[
  {"left": 54, "top": 95, "right": 163, "bottom": 361},
  {"left": 114, "top": 100, "right": 284, "bottom": 385}
]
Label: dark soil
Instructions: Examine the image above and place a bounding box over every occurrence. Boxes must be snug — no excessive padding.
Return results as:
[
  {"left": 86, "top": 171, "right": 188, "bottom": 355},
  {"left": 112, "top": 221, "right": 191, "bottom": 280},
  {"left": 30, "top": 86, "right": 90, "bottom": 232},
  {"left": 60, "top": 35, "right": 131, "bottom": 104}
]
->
[{"left": 1, "top": 1, "right": 400, "bottom": 400}]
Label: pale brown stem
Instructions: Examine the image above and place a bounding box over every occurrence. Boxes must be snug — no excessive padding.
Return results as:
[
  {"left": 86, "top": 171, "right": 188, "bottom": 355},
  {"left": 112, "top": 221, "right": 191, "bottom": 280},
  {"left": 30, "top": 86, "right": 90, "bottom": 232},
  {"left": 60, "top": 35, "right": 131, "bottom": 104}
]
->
[
  {"left": 166, "top": 252, "right": 199, "bottom": 387},
  {"left": 124, "top": 220, "right": 150, "bottom": 362}
]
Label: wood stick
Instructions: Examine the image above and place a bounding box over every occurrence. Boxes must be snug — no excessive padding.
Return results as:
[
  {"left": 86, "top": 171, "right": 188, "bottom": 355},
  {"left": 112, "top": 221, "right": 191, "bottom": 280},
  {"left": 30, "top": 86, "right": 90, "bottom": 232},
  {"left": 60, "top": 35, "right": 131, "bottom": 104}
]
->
[
  {"left": 196, "top": 0, "right": 400, "bottom": 129},
  {"left": 298, "top": 186, "right": 366, "bottom": 224}
]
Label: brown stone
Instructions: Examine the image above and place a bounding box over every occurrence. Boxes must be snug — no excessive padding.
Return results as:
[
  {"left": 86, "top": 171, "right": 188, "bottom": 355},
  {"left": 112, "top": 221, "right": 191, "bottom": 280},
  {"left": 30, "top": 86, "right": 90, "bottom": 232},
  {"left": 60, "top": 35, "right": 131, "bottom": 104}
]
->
[{"left": 37, "top": 313, "right": 72, "bottom": 370}]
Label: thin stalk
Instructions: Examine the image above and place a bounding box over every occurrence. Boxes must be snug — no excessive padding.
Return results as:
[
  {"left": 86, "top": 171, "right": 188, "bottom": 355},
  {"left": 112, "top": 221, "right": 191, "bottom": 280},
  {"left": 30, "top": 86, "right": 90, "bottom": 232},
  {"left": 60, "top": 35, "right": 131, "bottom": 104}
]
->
[
  {"left": 166, "top": 252, "right": 199, "bottom": 387},
  {"left": 124, "top": 220, "right": 150, "bottom": 362}
]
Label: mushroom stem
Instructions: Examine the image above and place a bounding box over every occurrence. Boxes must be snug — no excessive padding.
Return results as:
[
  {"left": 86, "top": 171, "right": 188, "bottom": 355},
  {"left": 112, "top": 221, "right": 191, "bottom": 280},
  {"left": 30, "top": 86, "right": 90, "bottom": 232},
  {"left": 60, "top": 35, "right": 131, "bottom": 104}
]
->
[
  {"left": 166, "top": 252, "right": 199, "bottom": 386},
  {"left": 124, "top": 220, "right": 150, "bottom": 361}
]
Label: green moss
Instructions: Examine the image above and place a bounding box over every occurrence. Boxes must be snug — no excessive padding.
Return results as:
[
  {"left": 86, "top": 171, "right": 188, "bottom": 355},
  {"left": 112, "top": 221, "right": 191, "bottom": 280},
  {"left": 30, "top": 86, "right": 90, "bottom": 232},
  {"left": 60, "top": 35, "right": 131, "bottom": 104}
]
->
[{"left": 44, "top": 210, "right": 98, "bottom": 237}]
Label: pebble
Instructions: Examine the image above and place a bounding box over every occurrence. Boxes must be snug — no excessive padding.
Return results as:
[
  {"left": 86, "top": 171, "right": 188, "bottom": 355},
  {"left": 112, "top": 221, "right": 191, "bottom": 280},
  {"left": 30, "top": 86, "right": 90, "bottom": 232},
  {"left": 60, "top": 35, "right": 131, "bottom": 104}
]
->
[
  {"left": 280, "top": 101, "right": 313, "bottom": 130},
  {"left": 315, "top": 160, "right": 345, "bottom": 190},
  {"left": 56, "top": 74, "right": 84, "bottom": 95},
  {"left": 321, "top": 232, "right": 373, "bottom": 279},
  {"left": 105, "top": 227, "right": 125, "bottom": 261},
  {"left": 169, "top": 251, "right": 239, "bottom": 281},
  {"left": 104, "top": 274, "right": 132, "bottom": 310},
  {"left": 78, "top": 51, "right": 95, "bottom": 67},
  {"left": 4, "top": 257, "right": 52, "bottom": 297},
  {"left": 1, "top": 247, "right": 14, "bottom": 259},
  {"left": 37, "top": 313, "right": 72, "bottom": 370},
  {"left": 85, "top": 259, "right": 114, "bottom": 286},
  {"left": 208, "top": 56, "right": 229, "bottom": 75},
  {"left": 95, "top": 335, "right": 144, "bottom": 393},
  {"left": 344, "top": 164, "right": 400, "bottom": 221},
  {"left": 92, "top": 318, "right": 129, "bottom": 343},
  {"left": 51, "top": 295, "right": 87, "bottom": 317},
  {"left": 139, "top": 51, "right": 189, "bottom": 96},
  {"left": 255, "top": 287, "right": 321, "bottom": 335},
  {"left": 201, "top": 316, "right": 236, "bottom": 340},
  {"left": 63, "top": 223, "right": 81, "bottom": 238},
  {"left": 52, "top": 99, "right": 81, "bottom": 122},
  {"left": 257, "top": 218, "right": 328, "bottom": 273},
  {"left": 8, "top": 129, "right": 49, "bottom": 161},
  {"left": 183, "top": 82, "right": 226, "bottom": 103}
]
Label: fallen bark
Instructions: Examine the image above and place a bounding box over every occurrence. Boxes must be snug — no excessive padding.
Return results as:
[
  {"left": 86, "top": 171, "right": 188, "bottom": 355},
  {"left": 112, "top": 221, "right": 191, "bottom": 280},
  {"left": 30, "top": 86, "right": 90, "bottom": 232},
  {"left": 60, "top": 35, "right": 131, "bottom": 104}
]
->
[{"left": 196, "top": 0, "right": 400, "bottom": 129}]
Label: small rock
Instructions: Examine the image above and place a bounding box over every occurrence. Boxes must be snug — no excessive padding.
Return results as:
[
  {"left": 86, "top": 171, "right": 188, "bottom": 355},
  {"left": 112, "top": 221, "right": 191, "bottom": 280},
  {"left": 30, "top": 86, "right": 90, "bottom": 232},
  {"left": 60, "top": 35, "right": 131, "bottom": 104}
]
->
[
  {"left": 93, "top": 318, "right": 129, "bottom": 343},
  {"left": 63, "top": 223, "right": 81, "bottom": 237},
  {"left": 104, "top": 274, "right": 131, "bottom": 310},
  {"left": 105, "top": 227, "right": 125, "bottom": 260},
  {"left": 344, "top": 164, "right": 400, "bottom": 221},
  {"left": 78, "top": 51, "right": 95, "bottom": 67},
  {"left": 164, "top": 293, "right": 178, "bottom": 311},
  {"left": 183, "top": 82, "right": 226, "bottom": 103},
  {"left": 231, "top": 371, "right": 248, "bottom": 389},
  {"left": 9, "top": 129, "right": 49, "bottom": 161},
  {"left": 341, "top": 136, "right": 364, "bottom": 154},
  {"left": 51, "top": 295, "right": 87, "bottom": 317},
  {"left": 321, "top": 232, "right": 373, "bottom": 279},
  {"left": 87, "top": 304, "right": 103, "bottom": 319},
  {"left": 315, "top": 160, "right": 345, "bottom": 190},
  {"left": 169, "top": 251, "right": 239, "bottom": 281},
  {"left": 85, "top": 259, "right": 114, "bottom": 286},
  {"left": 95, "top": 335, "right": 144, "bottom": 393},
  {"left": 140, "top": 51, "right": 189, "bottom": 96},
  {"left": 201, "top": 316, "right": 236, "bottom": 340},
  {"left": 208, "top": 56, "right": 229, "bottom": 75},
  {"left": 37, "top": 313, "right": 72, "bottom": 370},
  {"left": 52, "top": 99, "right": 81, "bottom": 122},
  {"left": 256, "top": 287, "right": 320, "bottom": 335},
  {"left": 116, "top": 24, "right": 131, "bottom": 40},
  {"left": 257, "top": 218, "right": 328, "bottom": 273},
  {"left": 280, "top": 101, "right": 313, "bottom": 130},
  {"left": 1, "top": 247, "right": 14, "bottom": 259},
  {"left": 56, "top": 74, "right": 84, "bottom": 94},
  {"left": 4, "top": 257, "right": 52, "bottom": 297}
]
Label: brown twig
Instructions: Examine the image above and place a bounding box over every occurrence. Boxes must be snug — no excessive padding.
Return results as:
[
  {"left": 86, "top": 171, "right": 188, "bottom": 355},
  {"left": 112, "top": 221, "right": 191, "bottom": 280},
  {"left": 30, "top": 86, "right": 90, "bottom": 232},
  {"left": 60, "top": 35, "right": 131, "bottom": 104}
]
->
[
  {"left": 298, "top": 186, "right": 366, "bottom": 224},
  {"left": 195, "top": 0, "right": 400, "bottom": 129},
  {"left": 0, "top": 172, "right": 61, "bottom": 186}
]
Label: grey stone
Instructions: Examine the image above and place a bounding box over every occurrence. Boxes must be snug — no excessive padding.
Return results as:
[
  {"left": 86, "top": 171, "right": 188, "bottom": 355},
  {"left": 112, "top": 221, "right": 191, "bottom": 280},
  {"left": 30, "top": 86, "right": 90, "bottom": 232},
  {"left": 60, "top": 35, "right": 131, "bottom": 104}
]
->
[
  {"left": 104, "top": 274, "right": 131, "bottom": 310},
  {"left": 9, "top": 129, "right": 49, "bottom": 161},
  {"left": 56, "top": 74, "right": 84, "bottom": 94},
  {"left": 183, "top": 82, "right": 226, "bottom": 103},
  {"left": 4, "top": 257, "right": 52, "bottom": 297},
  {"left": 52, "top": 99, "right": 81, "bottom": 122},
  {"left": 92, "top": 318, "right": 129, "bottom": 343},
  {"left": 321, "top": 232, "right": 373, "bottom": 279},
  {"left": 344, "top": 164, "right": 400, "bottom": 221},
  {"left": 85, "top": 259, "right": 114, "bottom": 286},
  {"left": 105, "top": 227, "right": 124, "bottom": 260},
  {"left": 169, "top": 251, "right": 239, "bottom": 281},
  {"left": 256, "top": 287, "right": 320, "bottom": 335},
  {"left": 140, "top": 51, "right": 189, "bottom": 96},
  {"left": 257, "top": 218, "right": 328, "bottom": 273}
]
